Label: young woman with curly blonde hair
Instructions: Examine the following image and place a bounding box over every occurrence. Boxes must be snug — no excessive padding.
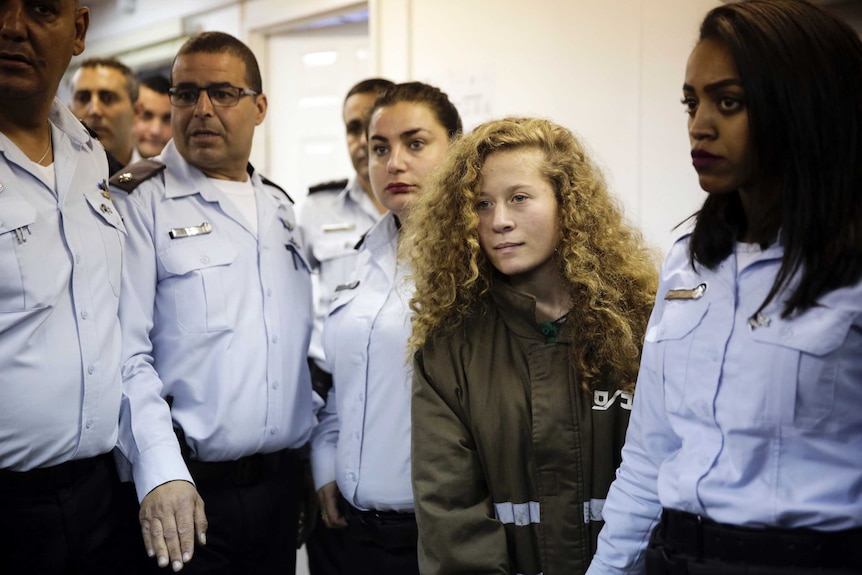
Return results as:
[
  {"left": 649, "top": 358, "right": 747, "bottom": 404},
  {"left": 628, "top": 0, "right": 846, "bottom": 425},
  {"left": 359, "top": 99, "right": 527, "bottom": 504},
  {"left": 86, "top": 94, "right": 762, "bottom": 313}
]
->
[{"left": 406, "top": 116, "right": 657, "bottom": 575}]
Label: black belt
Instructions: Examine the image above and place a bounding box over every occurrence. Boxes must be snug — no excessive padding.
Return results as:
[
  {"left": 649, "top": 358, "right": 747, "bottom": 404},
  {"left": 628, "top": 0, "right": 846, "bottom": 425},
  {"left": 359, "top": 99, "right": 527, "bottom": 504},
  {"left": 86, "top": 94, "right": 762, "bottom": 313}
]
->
[
  {"left": 174, "top": 425, "right": 294, "bottom": 486},
  {"left": 0, "top": 452, "right": 112, "bottom": 489},
  {"left": 183, "top": 449, "right": 295, "bottom": 486},
  {"left": 658, "top": 508, "right": 862, "bottom": 570},
  {"left": 341, "top": 499, "right": 417, "bottom": 550}
]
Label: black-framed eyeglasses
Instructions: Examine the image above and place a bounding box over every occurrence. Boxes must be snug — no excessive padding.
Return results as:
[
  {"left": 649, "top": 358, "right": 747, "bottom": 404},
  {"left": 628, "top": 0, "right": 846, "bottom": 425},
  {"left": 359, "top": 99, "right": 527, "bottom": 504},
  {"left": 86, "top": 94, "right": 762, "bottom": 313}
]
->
[{"left": 168, "top": 84, "right": 259, "bottom": 108}]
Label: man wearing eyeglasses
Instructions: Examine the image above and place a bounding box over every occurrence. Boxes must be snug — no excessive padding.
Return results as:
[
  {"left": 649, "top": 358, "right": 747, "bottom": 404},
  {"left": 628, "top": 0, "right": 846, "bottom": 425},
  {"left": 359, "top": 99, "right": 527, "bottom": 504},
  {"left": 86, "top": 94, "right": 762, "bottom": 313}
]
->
[{"left": 110, "top": 31, "right": 314, "bottom": 574}]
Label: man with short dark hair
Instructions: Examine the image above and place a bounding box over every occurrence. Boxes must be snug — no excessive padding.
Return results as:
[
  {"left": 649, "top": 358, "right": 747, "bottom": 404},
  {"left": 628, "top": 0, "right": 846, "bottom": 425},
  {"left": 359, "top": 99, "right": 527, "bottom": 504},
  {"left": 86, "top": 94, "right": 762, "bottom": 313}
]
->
[
  {"left": 70, "top": 56, "right": 137, "bottom": 167},
  {"left": 133, "top": 74, "right": 172, "bottom": 159},
  {"left": 112, "top": 31, "right": 314, "bottom": 573},
  {"left": 0, "top": 1, "right": 138, "bottom": 573}
]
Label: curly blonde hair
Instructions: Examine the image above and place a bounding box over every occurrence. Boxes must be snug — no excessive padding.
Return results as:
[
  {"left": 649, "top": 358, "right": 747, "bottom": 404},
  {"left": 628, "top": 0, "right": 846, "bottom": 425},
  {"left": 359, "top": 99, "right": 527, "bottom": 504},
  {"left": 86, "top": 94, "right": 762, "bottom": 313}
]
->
[{"left": 405, "top": 117, "right": 658, "bottom": 393}]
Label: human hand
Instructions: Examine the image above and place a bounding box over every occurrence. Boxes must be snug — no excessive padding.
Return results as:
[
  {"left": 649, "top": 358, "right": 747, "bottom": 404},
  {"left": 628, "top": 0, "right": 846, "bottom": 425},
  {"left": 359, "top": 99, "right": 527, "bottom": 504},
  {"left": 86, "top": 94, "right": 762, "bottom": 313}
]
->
[
  {"left": 139, "top": 480, "right": 207, "bottom": 571},
  {"left": 316, "top": 481, "right": 348, "bottom": 529}
]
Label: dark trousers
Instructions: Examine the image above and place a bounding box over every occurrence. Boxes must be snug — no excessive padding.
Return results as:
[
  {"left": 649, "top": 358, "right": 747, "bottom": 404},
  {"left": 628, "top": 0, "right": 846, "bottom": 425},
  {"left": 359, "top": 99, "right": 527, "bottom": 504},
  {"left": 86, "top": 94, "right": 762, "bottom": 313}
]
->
[
  {"left": 340, "top": 501, "right": 419, "bottom": 575},
  {"left": 138, "top": 449, "right": 302, "bottom": 575},
  {"left": 306, "top": 518, "right": 347, "bottom": 575},
  {"left": 646, "top": 508, "right": 862, "bottom": 575},
  {"left": 0, "top": 453, "right": 145, "bottom": 575}
]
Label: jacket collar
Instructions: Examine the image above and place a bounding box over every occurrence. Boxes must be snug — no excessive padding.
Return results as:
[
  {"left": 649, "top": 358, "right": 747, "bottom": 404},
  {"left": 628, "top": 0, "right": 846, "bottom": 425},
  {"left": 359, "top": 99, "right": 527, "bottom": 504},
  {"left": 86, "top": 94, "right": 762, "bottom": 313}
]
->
[{"left": 489, "top": 276, "right": 571, "bottom": 343}]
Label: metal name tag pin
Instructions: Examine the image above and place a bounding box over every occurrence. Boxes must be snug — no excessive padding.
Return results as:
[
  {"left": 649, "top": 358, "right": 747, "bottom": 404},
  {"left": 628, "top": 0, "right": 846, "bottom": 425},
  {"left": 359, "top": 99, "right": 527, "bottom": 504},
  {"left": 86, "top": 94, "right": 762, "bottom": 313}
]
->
[
  {"left": 322, "top": 222, "right": 356, "bottom": 233},
  {"left": 169, "top": 222, "right": 213, "bottom": 239},
  {"left": 117, "top": 172, "right": 133, "bottom": 184},
  {"left": 664, "top": 283, "right": 707, "bottom": 301}
]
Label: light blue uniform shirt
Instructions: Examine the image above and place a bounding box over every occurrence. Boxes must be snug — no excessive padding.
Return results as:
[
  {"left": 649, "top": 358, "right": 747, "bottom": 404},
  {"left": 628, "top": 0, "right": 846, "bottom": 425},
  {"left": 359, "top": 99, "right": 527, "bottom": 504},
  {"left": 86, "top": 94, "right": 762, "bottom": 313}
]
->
[
  {"left": 0, "top": 99, "right": 123, "bottom": 471},
  {"left": 113, "top": 141, "right": 315, "bottom": 502},
  {"left": 588, "top": 234, "right": 862, "bottom": 574},
  {"left": 298, "top": 176, "right": 382, "bottom": 369},
  {"left": 311, "top": 212, "right": 415, "bottom": 512}
]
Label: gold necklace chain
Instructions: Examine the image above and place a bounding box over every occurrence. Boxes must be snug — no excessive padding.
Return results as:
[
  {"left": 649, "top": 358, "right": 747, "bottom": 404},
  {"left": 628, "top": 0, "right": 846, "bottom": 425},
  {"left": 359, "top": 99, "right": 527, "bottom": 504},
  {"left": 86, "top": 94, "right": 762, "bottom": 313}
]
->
[{"left": 36, "top": 133, "right": 52, "bottom": 165}]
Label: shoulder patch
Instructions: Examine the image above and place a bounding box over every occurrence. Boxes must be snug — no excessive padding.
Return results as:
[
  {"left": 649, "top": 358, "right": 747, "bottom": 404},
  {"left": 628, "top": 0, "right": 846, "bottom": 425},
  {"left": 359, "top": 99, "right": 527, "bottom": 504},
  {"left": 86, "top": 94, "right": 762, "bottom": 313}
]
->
[
  {"left": 309, "top": 178, "right": 348, "bottom": 195},
  {"left": 109, "top": 159, "right": 166, "bottom": 193}
]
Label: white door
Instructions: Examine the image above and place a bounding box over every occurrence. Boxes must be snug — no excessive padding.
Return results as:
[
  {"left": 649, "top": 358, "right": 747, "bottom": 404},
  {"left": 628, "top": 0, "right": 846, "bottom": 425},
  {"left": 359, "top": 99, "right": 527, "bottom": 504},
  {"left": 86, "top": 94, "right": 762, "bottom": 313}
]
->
[{"left": 265, "top": 19, "right": 371, "bottom": 204}]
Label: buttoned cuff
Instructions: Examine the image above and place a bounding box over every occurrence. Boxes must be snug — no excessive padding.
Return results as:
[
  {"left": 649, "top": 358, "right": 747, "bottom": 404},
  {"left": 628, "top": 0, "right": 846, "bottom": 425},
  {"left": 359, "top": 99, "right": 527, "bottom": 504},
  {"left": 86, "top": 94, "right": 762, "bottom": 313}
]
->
[
  {"left": 310, "top": 442, "right": 337, "bottom": 492},
  {"left": 133, "top": 443, "right": 194, "bottom": 503}
]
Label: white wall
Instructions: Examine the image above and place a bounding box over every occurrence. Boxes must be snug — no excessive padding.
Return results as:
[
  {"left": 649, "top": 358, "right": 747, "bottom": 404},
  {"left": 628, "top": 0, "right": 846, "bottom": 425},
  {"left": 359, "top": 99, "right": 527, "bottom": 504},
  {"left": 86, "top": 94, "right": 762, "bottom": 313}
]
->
[
  {"left": 371, "top": 0, "right": 720, "bottom": 253},
  {"left": 82, "top": 0, "right": 722, "bottom": 254}
]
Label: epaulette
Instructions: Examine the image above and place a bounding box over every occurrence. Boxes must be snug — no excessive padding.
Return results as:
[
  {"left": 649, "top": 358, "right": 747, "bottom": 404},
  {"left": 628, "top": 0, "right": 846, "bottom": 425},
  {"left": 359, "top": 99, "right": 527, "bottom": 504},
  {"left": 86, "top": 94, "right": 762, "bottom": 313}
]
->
[
  {"left": 308, "top": 178, "right": 348, "bottom": 195},
  {"left": 246, "top": 163, "right": 294, "bottom": 203},
  {"left": 109, "top": 159, "right": 166, "bottom": 193}
]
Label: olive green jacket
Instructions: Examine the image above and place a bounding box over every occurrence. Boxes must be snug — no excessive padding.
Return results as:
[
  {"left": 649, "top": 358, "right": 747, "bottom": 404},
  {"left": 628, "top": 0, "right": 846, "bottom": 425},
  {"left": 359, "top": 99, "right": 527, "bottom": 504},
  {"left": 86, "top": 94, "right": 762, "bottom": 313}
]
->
[{"left": 412, "top": 280, "right": 631, "bottom": 575}]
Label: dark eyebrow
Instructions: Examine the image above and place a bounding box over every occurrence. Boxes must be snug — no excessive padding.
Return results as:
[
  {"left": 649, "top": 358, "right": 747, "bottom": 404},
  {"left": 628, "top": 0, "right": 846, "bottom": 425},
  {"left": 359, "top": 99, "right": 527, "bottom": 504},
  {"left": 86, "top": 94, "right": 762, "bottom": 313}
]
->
[
  {"left": 400, "top": 128, "right": 423, "bottom": 139},
  {"left": 173, "top": 82, "right": 234, "bottom": 89},
  {"left": 369, "top": 127, "right": 431, "bottom": 143},
  {"left": 682, "top": 79, "right": 744, "bottom": 93}
]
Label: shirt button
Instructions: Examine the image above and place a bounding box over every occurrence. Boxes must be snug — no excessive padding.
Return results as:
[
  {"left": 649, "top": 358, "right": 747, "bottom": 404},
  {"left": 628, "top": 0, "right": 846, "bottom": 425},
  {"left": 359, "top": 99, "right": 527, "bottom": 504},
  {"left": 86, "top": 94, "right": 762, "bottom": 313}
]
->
[
  {"left": 75, "top": 254, "right": 81, "bottom": 264},
  {"left": 346, "top": 472, "right": 355, "bottom": 481},
  {"left": 81, "top": 310, "right": 88, "bottom": 319},
  {"left": 357, "top": 393, "right": 364, "bottom": 402},
  {"left": 85, "top": 419, "right": 94, "bottom": 429},
  {"left": 200, "top": 256, "right": 210, "bottom": 264},
  {"left": 271, "top": 335, "right": 279, "bottom": 343},
  {"left": 267, "top": 289, "right": 273, "bottom": 297},
  {"left": 272, "top": 381, "right": 279, "bottom": 390},
  {"left": 87, "top": 365, "right": 95, "bottom": 374},
  {"left": 270, "top": 427, "right": 278, "bottom": 435},
  {"left": 781, "top": 327, "right": 793, "bottom": 338}
]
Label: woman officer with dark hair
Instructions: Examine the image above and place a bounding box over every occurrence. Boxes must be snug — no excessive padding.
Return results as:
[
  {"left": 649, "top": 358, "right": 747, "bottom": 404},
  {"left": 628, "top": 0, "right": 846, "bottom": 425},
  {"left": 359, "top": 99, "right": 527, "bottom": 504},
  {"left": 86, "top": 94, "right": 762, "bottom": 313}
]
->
[{"left": 588, "top": 1, "right": 862, "bottom": 574}]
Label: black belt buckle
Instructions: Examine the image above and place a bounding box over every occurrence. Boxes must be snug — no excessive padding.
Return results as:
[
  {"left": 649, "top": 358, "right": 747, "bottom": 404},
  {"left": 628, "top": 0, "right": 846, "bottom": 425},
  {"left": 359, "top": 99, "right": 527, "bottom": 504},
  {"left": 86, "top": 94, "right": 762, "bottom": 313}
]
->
[{"left": 341, "top": 501, "right": 418, "bottom": 551}]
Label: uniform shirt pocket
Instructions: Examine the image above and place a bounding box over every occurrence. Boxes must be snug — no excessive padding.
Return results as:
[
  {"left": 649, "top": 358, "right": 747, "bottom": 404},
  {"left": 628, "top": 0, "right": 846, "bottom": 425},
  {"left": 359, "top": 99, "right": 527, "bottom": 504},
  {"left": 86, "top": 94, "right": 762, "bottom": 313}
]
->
[
  {"left": 0, "top": 197, "right": 37, "bottom": 311},
  {"left": 158, "top": 235, "right": 237, "bottom": 333},
  {"left": 750, "top": 306, "right": 855, "bottom": 428},
  {"left": 646, "top": 298, "right": 711, "bottom": 413},
  {"left": 84, "top": 191, "right": 126, "bottom": 297},
  {"left": 313, "top": 236, "right": 360, "bottom": 287}
]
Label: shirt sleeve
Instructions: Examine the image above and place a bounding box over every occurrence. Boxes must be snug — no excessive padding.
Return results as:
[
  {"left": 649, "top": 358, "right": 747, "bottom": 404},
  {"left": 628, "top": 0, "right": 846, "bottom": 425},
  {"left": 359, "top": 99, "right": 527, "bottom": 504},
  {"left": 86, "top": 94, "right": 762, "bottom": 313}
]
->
[
  {"left": 310, "top": 381, "right": 339, "bottom": 491},
  {"left": 113, "top": 187, "right": 194, "bottom": 502},
  {"left": 587, "top": 272, "right": 681, "bottom": 574},
  {"left": 412, "top": 348, "right": 511, "bottom": 575}
]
